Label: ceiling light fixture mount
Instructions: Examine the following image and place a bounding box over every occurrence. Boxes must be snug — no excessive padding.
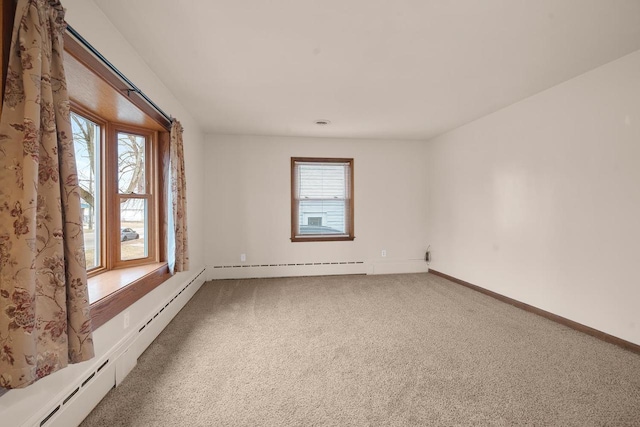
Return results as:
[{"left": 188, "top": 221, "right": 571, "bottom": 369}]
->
[{"left": 314, "top": 119, "right": 331, "bottom": 126}]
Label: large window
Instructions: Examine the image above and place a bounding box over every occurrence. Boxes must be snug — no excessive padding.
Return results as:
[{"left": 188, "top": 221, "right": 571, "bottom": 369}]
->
[
  {"left": 62, "top": 30, "right": 173, "bottom": 330},
  {"left": 71, "top": 108, "right": 158, "bottom": 275},
  {"left": 291, "top": 157, "right": 355, "bottom": 242}
]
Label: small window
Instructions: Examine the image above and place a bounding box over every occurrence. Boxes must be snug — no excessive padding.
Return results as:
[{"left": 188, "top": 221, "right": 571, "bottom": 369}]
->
[{"left": 291, "top": 157, "right": 354, "bottom": 242}]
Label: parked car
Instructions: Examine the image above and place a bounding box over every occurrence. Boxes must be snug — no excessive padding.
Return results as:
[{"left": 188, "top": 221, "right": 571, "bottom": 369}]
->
[{"left": 121, "top": 228, "right": 140, "bottom": 241}]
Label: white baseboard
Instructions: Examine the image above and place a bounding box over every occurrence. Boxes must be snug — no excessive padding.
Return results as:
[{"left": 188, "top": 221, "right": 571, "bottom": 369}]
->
[{"left": 370, "top": 260, "right": 429, "bottom": 275}]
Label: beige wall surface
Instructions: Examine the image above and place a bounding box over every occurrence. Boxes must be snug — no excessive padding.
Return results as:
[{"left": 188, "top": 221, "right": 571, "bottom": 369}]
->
[
  {"left": 426, "top": 49, "right": 640, "bottom": 345},
  {"left": 205, "top": 135, "right": 429, "bottom": 277}
]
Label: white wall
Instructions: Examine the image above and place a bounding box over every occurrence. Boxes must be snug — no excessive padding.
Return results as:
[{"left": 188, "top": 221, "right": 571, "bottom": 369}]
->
[
  {"left": 426, "top": 49, "right": 640, "bottom": 345},
  {"left": 205, "top": 135, "right": 429, "bottom": 277},
  {"left": 0, "top": 1, "right": 207, "bottom": 425}
]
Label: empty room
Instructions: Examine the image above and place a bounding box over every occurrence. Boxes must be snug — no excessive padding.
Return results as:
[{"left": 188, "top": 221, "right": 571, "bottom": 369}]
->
[{"left": 1, "top": 0, "right": 639, "bottom": 426}]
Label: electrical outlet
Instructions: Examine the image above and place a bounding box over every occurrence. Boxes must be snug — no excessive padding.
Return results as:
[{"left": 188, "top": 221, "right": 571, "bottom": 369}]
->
[
  {"left": 123, "top": 311, "right": 130, "bottom": 329},
  {"left": 240, "top": 253, "right": 246, "bottom": 262},
  {"left": 381, "top": 249, "right": 387, "bottom": 257}
]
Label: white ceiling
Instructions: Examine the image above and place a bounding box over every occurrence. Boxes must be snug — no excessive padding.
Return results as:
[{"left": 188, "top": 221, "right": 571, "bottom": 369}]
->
[{"left": 93, "top": 0, "right": 640, "bottom": 140}]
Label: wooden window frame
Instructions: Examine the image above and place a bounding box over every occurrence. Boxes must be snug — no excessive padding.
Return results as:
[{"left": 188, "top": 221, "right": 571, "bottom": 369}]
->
[
  {"left": 62, "top": 34, "right": 171, "bottom": 330},
  {"left": 110, "top": 124, "right": 159, "bottom": 268},
  {"left": 69, "top": 106, "right": 167, "bottom": 330},
  {"left": 70, "top": 106, "right": 161, "bottom": 271},
  {"left": 291, "top": 157, "right": 355, "bottom": 242}
]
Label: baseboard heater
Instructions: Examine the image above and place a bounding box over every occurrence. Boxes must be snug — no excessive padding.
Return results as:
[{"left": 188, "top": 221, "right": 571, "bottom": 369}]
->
[
  {"left": 212, "top": 261, "right": 365, "bottom": 269},
  {"left": 210, "top": 260, "right": 430, "bottom": 279},
  {"left": 29, "top": 268, "right": 207, "bottom": 427},
  {"left": 210, "top": 260, "right": 368, "bottom": 280}
]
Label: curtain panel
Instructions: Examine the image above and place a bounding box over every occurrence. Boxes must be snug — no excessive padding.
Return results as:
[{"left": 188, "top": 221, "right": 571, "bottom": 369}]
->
[
  {"left": 169, "top": 119, "right": 189, "bottom": 273},
  {"left": 0, "top": 0, "right": 94, "bottom": 389}
]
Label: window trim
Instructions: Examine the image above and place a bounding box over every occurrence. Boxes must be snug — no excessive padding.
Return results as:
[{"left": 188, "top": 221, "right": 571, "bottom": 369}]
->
[
  {"left": 63, "top": 31, "right": 172, "bottom": 130},
  {"left": 290, "top": 157, "right": 355, "bottom": 242}
]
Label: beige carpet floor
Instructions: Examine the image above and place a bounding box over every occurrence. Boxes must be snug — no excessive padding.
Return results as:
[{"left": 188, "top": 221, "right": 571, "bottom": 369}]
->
[{"left": 81, "top": 273, "right": 640, "bottom": 426}]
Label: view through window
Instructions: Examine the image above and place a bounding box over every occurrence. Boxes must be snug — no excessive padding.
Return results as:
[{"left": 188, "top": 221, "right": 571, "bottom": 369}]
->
[
  {"left": 118, "top": 132, "right": 149, "bottom": 261},
  {"left": 71, "top": 112, "right": 101, "bottom": 269}
]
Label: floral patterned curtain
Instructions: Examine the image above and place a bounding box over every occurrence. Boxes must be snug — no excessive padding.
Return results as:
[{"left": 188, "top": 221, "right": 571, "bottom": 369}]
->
[
  {"left": 169, "top": 119, "right": 189, "bottom": 273},
  {"left": 0, "top": 0, "right": 94, "bottom": 389}
]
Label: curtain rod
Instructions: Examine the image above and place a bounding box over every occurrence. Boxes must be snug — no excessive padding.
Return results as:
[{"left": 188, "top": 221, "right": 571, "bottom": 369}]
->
[{"left": 65, "top": 24, "right": 173, "bottom": 125}]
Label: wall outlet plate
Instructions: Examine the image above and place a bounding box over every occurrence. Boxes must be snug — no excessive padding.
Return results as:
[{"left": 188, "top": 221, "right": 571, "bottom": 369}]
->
[
  {"left": 381, "top": 249, "right": 387, "bottom": 257},
  {"left": 240, "top": 254, "right": 246, "bottom": 262}
]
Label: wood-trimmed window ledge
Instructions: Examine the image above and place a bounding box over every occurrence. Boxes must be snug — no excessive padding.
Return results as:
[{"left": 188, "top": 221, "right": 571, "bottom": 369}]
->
[{"left": 89, "top": 263, "right": 171, "bottom": 329}]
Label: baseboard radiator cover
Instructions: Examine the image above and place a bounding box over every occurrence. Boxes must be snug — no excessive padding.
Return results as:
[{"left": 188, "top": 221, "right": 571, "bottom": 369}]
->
[
  {"left": 209, "top": 261, "right": 367, "bottom": 280},
  {"left": 209, "top": 259, "right": 429, "bottom": 280},
  {"left": 429, "top": 269, "right": 640, "bottom": 355},
  {"left": 24, "top": 268, "right": 207, "bottom": 427}
]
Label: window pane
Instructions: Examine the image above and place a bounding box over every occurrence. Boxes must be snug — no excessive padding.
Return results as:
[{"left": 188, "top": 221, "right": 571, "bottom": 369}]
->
[
  {"left": 118, "top": 132, "right": 146, "bottom": 194},
  {"left": 71, "top": 112, "right": 101, "bottom": 269},
  {"left": 298, "top": 163, "right": 346, "bottom": 199},
  {"left": 298, "top": 200, "right": 346, "bottom": 235},
  {"left": 120, "top": 198, "right": 148, "bottom": 260}
]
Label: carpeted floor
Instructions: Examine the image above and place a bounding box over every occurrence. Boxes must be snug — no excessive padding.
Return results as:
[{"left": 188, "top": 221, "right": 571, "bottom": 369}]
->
[{"left": 81, "top": 273, "right": 640, "bottom": 426}]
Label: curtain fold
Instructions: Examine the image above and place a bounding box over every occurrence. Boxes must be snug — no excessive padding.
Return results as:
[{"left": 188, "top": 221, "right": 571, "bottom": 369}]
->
[
  {"left": 0, "top": 0, "right": 94, "bottom": 389},
  {"left": 169, "top": 119, "right": 189, "bottom": 273}
]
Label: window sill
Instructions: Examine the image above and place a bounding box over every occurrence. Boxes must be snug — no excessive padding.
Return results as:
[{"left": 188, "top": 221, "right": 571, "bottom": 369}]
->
[
  {"left": 291, "top": 236, "right": 355, "bottom": 242},
  {"left": 88, "top": 262, "right": 171, "bottom": 330}
]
